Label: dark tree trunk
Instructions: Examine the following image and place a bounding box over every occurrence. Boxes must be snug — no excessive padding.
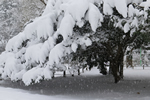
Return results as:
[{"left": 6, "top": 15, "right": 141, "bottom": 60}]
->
[
  {"left": 109, "top": 61, "right": 112, "bottom": 75},
  {"left": 111, "top": 46, "right": 124, "bottom": 83},
  {"left": 52, "top": 72, "right": 55, "bottom": 78},
  {"left": 119, "top": 53, "right": 124, "bottom": 79},
  {"left": 63, "top": 71, "right": 66, "bottom": 77},
  {"left": 111, "top": 60, "right": 120, "bottom": 83},
  {"left": 99, "top": 60, "right": 107, "bottom": 75},
  {"left": 78, "top": 69, "right": 80, "bottom": 75}
]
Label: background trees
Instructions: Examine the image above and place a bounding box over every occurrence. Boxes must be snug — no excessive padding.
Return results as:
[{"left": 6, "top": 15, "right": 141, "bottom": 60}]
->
[{"left": 0, "top": 0, "right": 45, "bottom": 53}]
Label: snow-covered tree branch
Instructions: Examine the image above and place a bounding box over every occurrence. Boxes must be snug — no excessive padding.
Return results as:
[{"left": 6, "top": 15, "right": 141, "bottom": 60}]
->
[{"left": 0, "top": 0, "right": 150, "bottom": 85}]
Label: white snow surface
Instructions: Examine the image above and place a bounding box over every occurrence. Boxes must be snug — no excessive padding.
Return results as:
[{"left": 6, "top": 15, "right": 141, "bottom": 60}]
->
[
  {"left": 103, "top": 1, "right": 113, "bottom": 15},
  {"left": 86, "top": 3, "right": 103, "bottom": 32},
  {"left": 48, "top": 43, "right": 65, "bottom": 65},
  {"left": 24, "top": 12, "right": 56, "bottom": 41},
  {"left": 0, "top": 67, "right": 150, "bottom": 100},
  {"left": 131, "top": 17, "right": 138, "bottom": 28},
  {"left": 103, "top": 0, "right": 128, "bottom": 18},
  {"left": 58, "top": 14, "right": 75, "bottom": 40},
  {"left": 115, "top": 0, "right": 127, "bottom": 18},
  {"left": 6, "top": 32, "right": 26, "bottom": 52},
  {"left": 103, "top": 0, "right": 143, "bottom": 18},
  {"left": 65, "top": 0, "right": 89, "bottom": 26},
  {"left": 124, "top": 23, "right": 130, "bottom": 33},
  {"left": 22, "top": 67, "right": 46, "bottom": 86},
  {"left": 71, "top": 42, "right": 78, "bottom": 52}
]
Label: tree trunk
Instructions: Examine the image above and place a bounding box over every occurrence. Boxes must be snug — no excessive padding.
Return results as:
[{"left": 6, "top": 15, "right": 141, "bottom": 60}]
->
[
  {"left": 63, "top": 71, "right": 66, "bottom": 77},
  {"left": 40, "top": 0, "right": 46, "bottom": 6},
  {"left": 109, "top": 61, "right": 112, "bottom": 75},
  {"left": 119, "top": 54, "right": 124, "bottom": 79},
  {"left": 111, "top": 61, "right": 120, "bottom": 83},
  {"left": 52, "top": 72, "right": 55, "bottom": 78},
  {"left": 78, "top": 69, "right": 80, "bottom": 75},
  {"left": 111, "top": 47, "right": 124, "bottom": 83}
]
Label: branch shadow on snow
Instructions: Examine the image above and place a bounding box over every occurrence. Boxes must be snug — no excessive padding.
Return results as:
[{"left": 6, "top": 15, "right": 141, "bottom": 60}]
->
[
  {"left": 0, "top": 72, "right": 150, "bottom": 99},
  {"left": 0, "top": 74, "right": 114, "bottom": 94}
]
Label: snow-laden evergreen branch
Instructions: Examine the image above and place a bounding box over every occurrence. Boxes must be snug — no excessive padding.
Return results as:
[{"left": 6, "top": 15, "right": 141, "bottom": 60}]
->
[{"left": 0, "top": 0, "right": 150, "bottom": 85}]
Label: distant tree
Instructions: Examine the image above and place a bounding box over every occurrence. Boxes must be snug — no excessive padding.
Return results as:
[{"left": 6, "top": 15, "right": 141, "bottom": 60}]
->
[{"left": 0, "top": 0, "right": 45, "bottom": 53}]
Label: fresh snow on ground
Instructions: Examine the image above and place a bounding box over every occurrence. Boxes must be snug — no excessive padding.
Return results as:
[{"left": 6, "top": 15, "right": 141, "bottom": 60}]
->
[{"left": 0, "top": 67, "right": 150, "bottom": 100}]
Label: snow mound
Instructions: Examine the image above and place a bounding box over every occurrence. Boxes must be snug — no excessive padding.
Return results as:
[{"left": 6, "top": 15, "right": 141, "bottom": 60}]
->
[
  {"left": 86, "top": 3, "right": 103, "bottom": 32},
  {"left": 104, "top": 0, "right": 127, "bottom": 16},
  {"left": 25, "top": 43, "right": 43, "bottom": 67},
  {"left": 23, "top": 67, "right": 44, "bottom": 86},
  {"left": 103, "top": 1, "right": 113, "bottom": 15},
  {"left": 58, "top": 14, "right": 75, "bottom": 40},
  {"left": 48, "top": 43, "right": 65, "bottom": 65},
  {"left": 124, "top": 23, "right": 130, "bottom": 33},
  {"left": 23, "top": 66, "right": 54, "bottom": 86},
  {"left": 6, "top": 32, "right": 26, "bottom": 52},
  {"left": 24, "top": 13, "right": 56, "bottom": 41},
  {"left": 115, "top": 0, "right": 127, "bottom": 18},
  {"left": 2, "top": 55, "right": 17, "bottom": 78},
  {"left": 0, "top": 52, "right": 15, "bottom": 68},
  {"left": 65, "top": 0, "right": 89, "bottom": 27},
  {"left": 131, "top": 17, "right": 138, "bottom": 28},
  {"left": 71, "top": 42, "right": 78, "bottom": 52}
]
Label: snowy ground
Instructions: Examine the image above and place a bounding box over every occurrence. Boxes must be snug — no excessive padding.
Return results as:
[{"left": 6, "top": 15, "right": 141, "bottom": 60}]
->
[{"left": 0, "top": 67, "right": 150, "bottom": 100}]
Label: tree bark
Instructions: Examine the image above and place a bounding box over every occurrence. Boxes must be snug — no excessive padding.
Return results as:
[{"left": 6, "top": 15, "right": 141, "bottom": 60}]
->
[
  {"left": 63, "top": 71, "right": 66, "bottom": 77},
  {"left": 78, "top": 69, "right": 80, "bottom": 75},
  {"left": 111, "top": 60, "right": 120, "bottom": 83},
  {"left": 109, "top": 61, "right": 112, "bottom": 75},
  {"left": 111, "top": 46, "right": 124, "bottom": 83},
  {"left": 119, "top": 53, "right": 124, "bottom": 79}
]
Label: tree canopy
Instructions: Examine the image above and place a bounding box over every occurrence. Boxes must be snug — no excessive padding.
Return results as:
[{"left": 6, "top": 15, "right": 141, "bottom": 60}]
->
[{"left": 0, "top": 0, "right": 150, "bottom": 85}]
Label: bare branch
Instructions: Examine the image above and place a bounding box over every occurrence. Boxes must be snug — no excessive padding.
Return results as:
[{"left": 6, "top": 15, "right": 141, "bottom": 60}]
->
[{"left": 40, "top": 0, "right": 46, "bottom": 6}]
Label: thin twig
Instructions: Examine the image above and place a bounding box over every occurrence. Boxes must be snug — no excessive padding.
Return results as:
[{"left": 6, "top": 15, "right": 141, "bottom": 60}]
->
[{"left": 40, "top": 0, "right": 46, "bottom": 6}]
